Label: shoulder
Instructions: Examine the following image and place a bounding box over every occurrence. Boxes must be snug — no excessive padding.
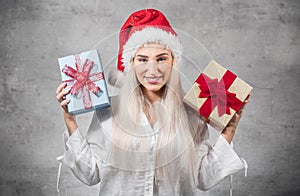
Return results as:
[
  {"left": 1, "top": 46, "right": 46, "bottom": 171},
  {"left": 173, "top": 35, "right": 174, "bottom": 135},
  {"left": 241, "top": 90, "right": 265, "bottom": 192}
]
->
[
  {"left": 86, "top": 107, "right": 113, "bottom": 147},
  {"left": 95, "top": 106, "right": 113, "bottom": 122},
  {"left": 88, "top": 106, "right": 113, "bottom": 135}
]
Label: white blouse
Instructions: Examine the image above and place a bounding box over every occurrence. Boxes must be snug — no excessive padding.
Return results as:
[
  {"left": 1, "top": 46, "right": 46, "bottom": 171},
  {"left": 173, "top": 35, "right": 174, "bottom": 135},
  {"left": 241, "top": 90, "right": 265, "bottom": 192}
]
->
[{"left": 56, "top": 107, "right": 246, "bottom": 196}]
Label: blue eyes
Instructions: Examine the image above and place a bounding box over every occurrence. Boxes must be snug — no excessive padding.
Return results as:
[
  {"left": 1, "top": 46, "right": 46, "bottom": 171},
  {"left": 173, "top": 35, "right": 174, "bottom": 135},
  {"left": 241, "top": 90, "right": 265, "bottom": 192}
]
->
[
  {"left": 138, "top": 58, "right": 148, "bottom": 62},
  {"left": 137, "top": 57, "right": 167, "bottom": 63},
  {"left": 158, "top": 57, "right": 167, "bottom": 62}
]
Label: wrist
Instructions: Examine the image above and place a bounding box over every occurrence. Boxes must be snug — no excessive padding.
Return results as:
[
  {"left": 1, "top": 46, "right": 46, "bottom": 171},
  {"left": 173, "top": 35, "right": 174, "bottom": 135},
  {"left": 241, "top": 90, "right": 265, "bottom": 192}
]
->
[
  {"left": 66, "top": 121, "right": 78, "bottom": 135},
  {"left": 63, "top": 112, "right": 78, "bottom": 135},
  {"left": 221, "top": 126, "right": 236, "bottom": 144}
]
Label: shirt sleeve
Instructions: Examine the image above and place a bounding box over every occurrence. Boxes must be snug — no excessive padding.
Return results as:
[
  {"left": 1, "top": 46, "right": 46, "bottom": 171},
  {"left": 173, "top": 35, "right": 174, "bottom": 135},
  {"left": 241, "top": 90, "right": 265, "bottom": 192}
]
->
[
  {"left": 56, "top": 109, "right": 111, "bottom": 186},
  {"left": 56, "top": 128, "right": 101, "bottom": 186},
  {"left": 195, "top": 124, "right": 246, "bottom": 191}
]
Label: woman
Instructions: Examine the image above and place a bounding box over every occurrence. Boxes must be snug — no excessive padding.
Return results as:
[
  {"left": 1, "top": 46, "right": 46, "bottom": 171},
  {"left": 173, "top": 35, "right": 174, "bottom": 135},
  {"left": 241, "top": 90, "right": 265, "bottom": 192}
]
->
[{"left": 56, "top": 9, "right": 249, "bottom": 195}]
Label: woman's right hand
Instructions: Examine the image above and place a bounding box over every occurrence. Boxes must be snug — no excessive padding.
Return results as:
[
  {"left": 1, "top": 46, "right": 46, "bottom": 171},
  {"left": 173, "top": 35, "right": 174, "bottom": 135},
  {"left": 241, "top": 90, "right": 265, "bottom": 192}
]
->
[{"left": 56, "top": 82, "right": 78, "bottom": 135}]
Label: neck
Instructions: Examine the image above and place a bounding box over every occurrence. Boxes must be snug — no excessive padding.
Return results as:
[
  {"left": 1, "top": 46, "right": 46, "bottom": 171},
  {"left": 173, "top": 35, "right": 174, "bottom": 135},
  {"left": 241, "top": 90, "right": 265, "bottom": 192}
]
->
[{"left": 142, "top": 86, "right": 165, "bottom": 104}]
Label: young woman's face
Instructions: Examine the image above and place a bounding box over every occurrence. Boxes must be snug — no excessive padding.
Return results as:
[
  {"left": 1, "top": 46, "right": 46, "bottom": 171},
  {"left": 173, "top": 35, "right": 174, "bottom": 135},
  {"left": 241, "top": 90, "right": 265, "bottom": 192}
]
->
[{"left": 133, "top": 43, "right": 173, "bottom": 93}]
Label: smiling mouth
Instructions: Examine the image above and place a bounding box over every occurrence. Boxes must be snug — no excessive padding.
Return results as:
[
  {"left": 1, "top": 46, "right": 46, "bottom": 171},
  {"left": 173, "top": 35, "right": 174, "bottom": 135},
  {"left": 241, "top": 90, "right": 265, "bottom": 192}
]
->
[{"left": 144, "top": 76, "right": 163, "bottom": 84}]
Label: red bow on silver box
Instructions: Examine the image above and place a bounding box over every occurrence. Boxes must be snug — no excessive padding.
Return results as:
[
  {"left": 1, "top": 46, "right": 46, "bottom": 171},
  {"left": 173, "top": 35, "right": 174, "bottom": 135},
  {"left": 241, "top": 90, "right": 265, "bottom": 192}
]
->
[{"left": 62, "top": 54, "right": 104, "bottom": 109}]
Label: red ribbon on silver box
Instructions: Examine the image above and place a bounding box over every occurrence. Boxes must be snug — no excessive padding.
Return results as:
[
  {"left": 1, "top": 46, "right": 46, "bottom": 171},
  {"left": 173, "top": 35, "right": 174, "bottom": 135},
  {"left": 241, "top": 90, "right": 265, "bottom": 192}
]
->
[{"left": 62, "top": 54, "right": 104, "bottom": 109}]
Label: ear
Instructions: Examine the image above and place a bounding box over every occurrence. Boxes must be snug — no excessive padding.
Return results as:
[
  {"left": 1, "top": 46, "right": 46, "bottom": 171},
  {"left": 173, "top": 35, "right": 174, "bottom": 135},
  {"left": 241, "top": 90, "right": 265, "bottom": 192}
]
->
[
  {"left": 130, "top": 59, "right": 134, "bottom": 67},
  {"left": 172, "top": 56, "right": 180, "bottom": 69}
]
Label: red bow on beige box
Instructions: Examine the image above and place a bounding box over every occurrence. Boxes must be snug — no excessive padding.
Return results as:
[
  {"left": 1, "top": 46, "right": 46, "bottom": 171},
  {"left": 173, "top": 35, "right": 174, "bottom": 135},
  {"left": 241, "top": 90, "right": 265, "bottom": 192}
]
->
[
  {"left": 183, "top": 60, "right": 253, "bottom": 131},
  {"left": 196, "top": 71, "right": 243, "bottom": 118}
]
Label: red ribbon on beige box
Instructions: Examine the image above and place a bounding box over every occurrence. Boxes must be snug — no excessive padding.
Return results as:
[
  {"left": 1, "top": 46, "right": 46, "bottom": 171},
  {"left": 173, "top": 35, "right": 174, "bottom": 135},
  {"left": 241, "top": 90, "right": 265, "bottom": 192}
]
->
[{"left": 196, "top": 70, "right": 243, "bottom": 118}]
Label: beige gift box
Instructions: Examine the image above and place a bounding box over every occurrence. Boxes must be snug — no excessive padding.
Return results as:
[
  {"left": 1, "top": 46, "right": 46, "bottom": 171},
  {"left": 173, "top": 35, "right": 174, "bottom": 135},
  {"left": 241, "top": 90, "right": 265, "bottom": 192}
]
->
[{"left": 183, "top": 60, "right": 253, "bottom": 131}]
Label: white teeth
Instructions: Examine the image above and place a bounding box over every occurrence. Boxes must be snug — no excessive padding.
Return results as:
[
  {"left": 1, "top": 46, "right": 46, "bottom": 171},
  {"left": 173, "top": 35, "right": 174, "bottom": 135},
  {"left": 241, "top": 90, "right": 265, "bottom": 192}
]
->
[
  {"left": 147, "top": 78, "right": 159, "bottom": 80},
  {"left": 145, "top": 76, "right": 162, "bottom": 82}
]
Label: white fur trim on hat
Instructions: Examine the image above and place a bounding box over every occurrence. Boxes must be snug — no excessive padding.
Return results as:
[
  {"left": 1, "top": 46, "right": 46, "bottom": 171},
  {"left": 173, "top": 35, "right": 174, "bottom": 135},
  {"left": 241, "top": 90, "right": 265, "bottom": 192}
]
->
[{"left": 121, "top": 27, "right": 183, "bottom": 72}]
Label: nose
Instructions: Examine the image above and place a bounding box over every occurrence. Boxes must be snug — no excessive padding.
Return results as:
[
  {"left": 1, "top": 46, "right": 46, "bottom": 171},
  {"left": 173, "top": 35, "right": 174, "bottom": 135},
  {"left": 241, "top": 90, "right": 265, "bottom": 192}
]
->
[{"left": 147, "top": 61, "right": 159, "bottom": 75}]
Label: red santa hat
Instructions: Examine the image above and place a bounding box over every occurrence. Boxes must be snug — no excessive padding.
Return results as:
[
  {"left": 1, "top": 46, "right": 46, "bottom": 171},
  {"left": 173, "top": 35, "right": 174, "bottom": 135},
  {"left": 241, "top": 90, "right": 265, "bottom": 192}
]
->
[{"left": 109, "top": 9, "right": 182, "bottom": 85}]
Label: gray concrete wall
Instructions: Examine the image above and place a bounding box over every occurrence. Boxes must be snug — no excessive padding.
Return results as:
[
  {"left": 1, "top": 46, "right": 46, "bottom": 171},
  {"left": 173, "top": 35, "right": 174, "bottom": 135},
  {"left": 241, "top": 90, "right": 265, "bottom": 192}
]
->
[{"left": 0, "top": 0, "right": 299, "bottom": 195}]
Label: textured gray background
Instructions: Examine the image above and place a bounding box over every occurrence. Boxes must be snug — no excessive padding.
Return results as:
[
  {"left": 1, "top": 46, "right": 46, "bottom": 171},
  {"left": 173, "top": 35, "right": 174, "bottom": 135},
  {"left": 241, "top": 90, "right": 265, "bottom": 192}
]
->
[{"left": 1, "top": 0, "right": 299, "bottom": 195}]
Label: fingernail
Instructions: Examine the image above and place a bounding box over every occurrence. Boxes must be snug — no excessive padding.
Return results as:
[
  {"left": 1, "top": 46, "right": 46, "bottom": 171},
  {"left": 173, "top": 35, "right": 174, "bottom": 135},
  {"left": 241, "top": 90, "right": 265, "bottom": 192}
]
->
[{"left": 63, "top": 89, "right": 70, "bottom": 93}]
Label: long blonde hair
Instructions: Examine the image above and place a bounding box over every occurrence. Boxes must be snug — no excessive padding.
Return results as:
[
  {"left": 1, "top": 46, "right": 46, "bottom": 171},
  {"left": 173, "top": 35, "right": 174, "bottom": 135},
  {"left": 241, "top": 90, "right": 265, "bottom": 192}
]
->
[{"left": 108, "top": 47, "right": 199, "bottom": 185}]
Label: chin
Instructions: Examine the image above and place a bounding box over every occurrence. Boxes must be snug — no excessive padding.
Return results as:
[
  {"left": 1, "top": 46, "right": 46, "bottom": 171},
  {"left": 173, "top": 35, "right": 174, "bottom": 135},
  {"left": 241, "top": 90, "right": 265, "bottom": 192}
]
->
[{"left": 143, "top": 83, "right": 165, "bottom": 92}]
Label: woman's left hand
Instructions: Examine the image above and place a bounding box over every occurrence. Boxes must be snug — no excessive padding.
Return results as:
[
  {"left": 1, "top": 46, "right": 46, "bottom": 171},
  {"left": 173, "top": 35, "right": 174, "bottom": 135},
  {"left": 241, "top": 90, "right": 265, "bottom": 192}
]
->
[{"left": 221, "top": 94, "right": 251, "bottom": 144}]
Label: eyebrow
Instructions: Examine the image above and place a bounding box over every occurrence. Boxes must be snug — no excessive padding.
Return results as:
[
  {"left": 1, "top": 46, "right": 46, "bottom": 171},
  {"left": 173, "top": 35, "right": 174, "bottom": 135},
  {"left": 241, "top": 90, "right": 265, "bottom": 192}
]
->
[
  {"left": 136, "top": 55, "right": 149, "bottom": 58},
  {"left": 135, "top": 53, "right": 169, "bottom": 58},
  {"left": 156, "top": 53, "right": 169, "bottom": 57}
]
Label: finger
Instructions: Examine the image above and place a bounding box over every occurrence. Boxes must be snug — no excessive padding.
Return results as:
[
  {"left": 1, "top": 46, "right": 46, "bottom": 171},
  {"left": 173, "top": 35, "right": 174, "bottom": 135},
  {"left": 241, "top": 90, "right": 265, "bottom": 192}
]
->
[
  {"left": 238, "top": 105, "right": 246, "bottom": 116},
  {"left": 56, "top": 89, "right": 69, "bottom": 102},
  {"left": 60, "top": 99, "right": 70, "bottom": 108},
  {"left": 241, "top": 102, "right": 247, "bottom": 110},
  {"left": 56, "top": 91, "right": 65, "bottom": 102},
  {"left": 240, "top": 95, "right": 250, "bottom": 111},
  {"left": 237, "top": 98, "right": 250, "bottom": 117},
  {"left": 61, "top": 105, "right": 68, "bottom": 113},
  {"left": 56, "top": 82, "right": 67, "bottom": 95},
  {"left": 245, "top": 94, "right": 251, "bottom": 103},
  {"left": 237, "top": 109, "right": 244, "bottom": 115}
]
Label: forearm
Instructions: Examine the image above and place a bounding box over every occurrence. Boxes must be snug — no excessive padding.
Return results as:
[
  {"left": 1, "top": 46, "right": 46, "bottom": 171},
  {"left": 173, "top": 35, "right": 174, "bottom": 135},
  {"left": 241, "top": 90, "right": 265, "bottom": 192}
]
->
[
  {"left": 63, "top": 111, "right": 78, "bottom": 135},
  {"left": 221, "top": 94, "right": 250, "bottom": 144},
  {"left": 221, "top": 125, "right": 236, "bottom": 144}
]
